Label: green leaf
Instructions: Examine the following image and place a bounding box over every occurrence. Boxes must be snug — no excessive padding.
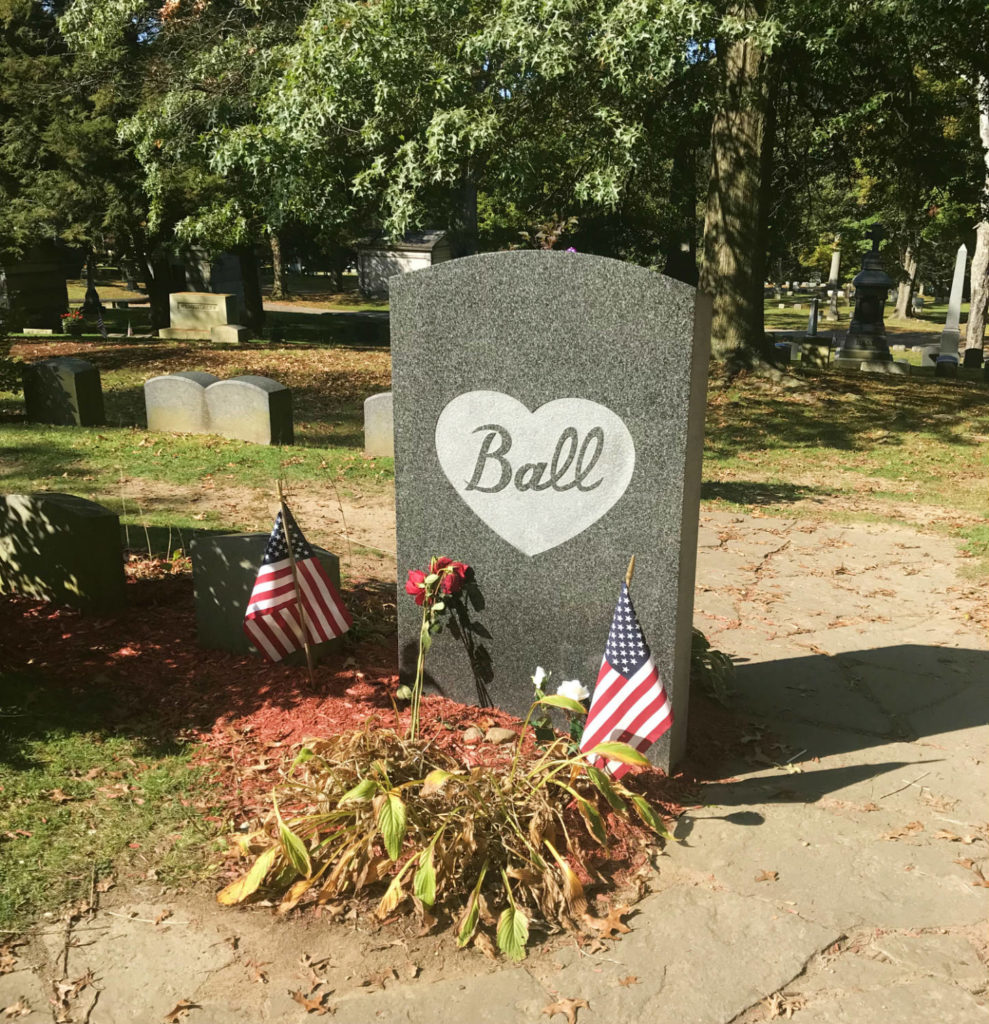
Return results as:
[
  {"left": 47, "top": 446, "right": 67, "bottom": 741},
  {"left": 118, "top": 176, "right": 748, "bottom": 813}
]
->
[
  {"left": 586, "top": 766, "right": 628, "bottom": 813},
  {"left": 496, "top": 905, "right": 529, "bottom": 961},
  {"left": 538, "top": 694, "right": 587, "bottom": 715},
  {"left": 588, "top": 741, "right": 650, "bottom": 766},
  {"left": 431, "top": 600, "right": 445, "bottom": 612},
  {"left": 395, "top": 685, "right": 413, "bottom": 701},
  {"left": 420, "top": 630, "right": 433, "bottom": 655},
  {"left": 413, "top": 848, "right": 436, "bottom": 907},
  {"left": 279, "top": 821, "right": 312, "bottom": 878},
  {"left": 376, "top": 791, "right": 407, "bottom": 861},
  {"left": 576, "top": 796, "right": 607, "bottom": 845},
  {"left": 630, "top": 795, "right": 678, "bottom": 842},
  {"left": 338, "top": 778, "right": 378, "bottom": 805},
  {"left": 289, "top": 746, "right": 314, "bottom": 770}
]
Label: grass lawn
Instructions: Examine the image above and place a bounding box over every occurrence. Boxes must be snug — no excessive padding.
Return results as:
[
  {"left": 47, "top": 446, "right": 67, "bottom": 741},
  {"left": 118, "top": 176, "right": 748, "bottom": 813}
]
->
[{"left": 1, "top": 328, "right": 987, "bottom": 931}]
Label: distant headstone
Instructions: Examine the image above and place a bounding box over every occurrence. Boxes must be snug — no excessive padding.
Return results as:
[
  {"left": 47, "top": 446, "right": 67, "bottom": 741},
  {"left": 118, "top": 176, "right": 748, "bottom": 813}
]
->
[
  {"left": 806, "top": 298, "right": 820, "bottom": 337},
  {"left": 0, "top": 243, "right": 72, "bottom": 331},
  {"left": 827, "top": 249, "right": 841, "bottom": 320},
  {"left": 22, "top": 357, "right": 105, "bottom": 426},
  {"left": 911, "top": 295, "right": 924, "bottom": 312},
  {"left": 190, "top": 532, "right": 343, "bottom": 661},
  {"left": 205, "top": 375, "right": 293, "bottom": 445},
  {"left": 391, "top": 251, "right": 711, "bottom": 770},
  {"left": 144, "top": 371, "right": 219, "bottom": 433},
  {"left": 364, "top": 392, "right": 394, "bottom": 457},
  {"left": 159, "top": 292, "right": 237, "bottom": 339},
  {"left": 0, "top": 492, "right": 125, "bottom": 611},
  {"left": 936, "top": 243, "right": 967, "bottom": 378}
]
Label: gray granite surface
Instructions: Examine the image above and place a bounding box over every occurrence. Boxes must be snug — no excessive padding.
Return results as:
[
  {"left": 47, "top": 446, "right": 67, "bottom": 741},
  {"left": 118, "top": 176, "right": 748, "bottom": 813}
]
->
[
  {"left": 144, "top": 371, "right": 218, "bottom": 433},
  {"left": 0, "top": 492, "right": 125, "bottom": 611},
  {"left": 22, "top": 356, "right": 105, "bottom": 426},
  {"left": 390, "top": 250, "right": 710, "bottom": 767}
]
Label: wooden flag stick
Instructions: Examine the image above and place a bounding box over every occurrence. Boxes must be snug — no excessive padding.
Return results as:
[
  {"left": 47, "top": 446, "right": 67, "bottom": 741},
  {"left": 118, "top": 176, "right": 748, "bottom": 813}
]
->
[
  {"left": 625, "top": 555, "right": 636, "bottom": 589},
  {"left": 276, "top": 478, "right": 316, "bottom": 689}
]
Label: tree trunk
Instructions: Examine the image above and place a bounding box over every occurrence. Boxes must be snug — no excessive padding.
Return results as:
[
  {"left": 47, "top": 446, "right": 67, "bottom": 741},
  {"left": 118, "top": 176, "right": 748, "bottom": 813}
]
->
[
  {"left": 269, "top": 230, "right": 289, "bottom": 300},
  {"left": 664, "top": 146, "right": 699, "bottom": 286},
  {"left": 964, "top": 75, "right": 989, "bottom": 364},
  {"left": 894, "top": 246, "right": 919, "bottom": 319},
  {"left": 237, "top": 246, "right": 265, "bottom": 334},
  {"left": 144, "top": 249, "right": 172, "bottom": 332},
  {"left": 699, "top": 2, "right": 771, "bottom": 365}
]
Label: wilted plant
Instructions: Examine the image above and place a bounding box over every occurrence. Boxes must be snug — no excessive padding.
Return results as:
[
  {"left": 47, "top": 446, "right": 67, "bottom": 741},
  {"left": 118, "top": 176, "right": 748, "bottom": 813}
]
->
[
  {"left": 217, "top": 695, "right": 674, "bottom": 961},
  {"left": 691, "top": 628, "right": 735, "bottom": 706}
]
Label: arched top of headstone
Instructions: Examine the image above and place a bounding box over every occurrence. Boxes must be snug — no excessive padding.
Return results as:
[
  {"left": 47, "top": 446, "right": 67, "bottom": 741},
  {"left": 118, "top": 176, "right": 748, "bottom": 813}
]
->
[
  {"left": 33, "top": 356, "right": 97, "bottom": 373},
  {"left": 145, "top": 371, "right": 219, "bottom": 390},
  {"left": 5, "top": 491, "right": 117, "bottom": 519},
  {"left": 212, "top": 375, "right": 289, "bottom": 394}
]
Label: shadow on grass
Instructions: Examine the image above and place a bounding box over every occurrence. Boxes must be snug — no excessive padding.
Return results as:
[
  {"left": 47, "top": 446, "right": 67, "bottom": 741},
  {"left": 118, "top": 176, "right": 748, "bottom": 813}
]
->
[{"left": 700, "top": 481, "right": 826, "bottom": 505}]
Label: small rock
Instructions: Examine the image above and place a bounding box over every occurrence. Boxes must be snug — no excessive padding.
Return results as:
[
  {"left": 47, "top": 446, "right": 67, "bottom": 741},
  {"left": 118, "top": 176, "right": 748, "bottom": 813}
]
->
[
  {"left": 462, "top": 726, "right": 484, "bottom": 744},
  {"left": 484, "top": 727, "right": 518, "bottom": 745}
]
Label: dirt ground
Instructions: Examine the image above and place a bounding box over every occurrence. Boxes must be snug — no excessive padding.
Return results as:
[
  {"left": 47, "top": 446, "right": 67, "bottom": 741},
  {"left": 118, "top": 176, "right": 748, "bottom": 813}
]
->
[{"left": 1, "top": 503, "right": 986, "bottom": 1023}]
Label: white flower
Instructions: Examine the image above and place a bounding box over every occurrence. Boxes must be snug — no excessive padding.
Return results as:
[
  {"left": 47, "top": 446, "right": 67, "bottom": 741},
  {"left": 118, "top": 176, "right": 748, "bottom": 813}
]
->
[
  {"left": 556, "top": 679, "right": 589, "bottom": 703},
  {"left": 532, "top": 666, "right": 548, "bottom": 688}
]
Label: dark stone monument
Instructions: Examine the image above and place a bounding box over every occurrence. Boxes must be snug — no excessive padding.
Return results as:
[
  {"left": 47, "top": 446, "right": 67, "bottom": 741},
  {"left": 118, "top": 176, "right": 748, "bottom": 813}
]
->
[
  {"left": 190, "top": 532, "right": 342, "bottom": 662},
  {"left": 205, "top": 375, "right": 293, "bottom": 446},
  {"left": 0, "top": 243, "right": 73, "bottom": 331},
  {"left": 835, "top": 227, "right": 894, "bottom": 365},
  {"left": 390, "top": 251, "right": 711, "bottom": 769},
  {"left": 144, "top": 371, "right": 219, "bottom": 433},
  {"left": 0, "top": 492, "right": 126, "bottom": 611},
  {"left": 22, "top": 357, "right": 105, "bottom": 426}
]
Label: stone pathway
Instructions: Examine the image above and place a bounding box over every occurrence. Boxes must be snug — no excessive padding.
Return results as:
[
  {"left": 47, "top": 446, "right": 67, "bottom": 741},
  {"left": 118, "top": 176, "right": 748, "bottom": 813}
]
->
[{"left": 1, "top": 513, "right": 985, "bottom": 1022}]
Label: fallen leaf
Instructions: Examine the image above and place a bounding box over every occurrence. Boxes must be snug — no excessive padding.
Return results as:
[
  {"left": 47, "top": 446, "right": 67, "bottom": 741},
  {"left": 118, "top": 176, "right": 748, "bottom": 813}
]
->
[
  {"left": 289, "top": 988, "right": 331, "bottom": 1015},
  {"left": 542, "top": 996, "right": 590, "bottom": 1024},
  {"left": 360, "top": 969, "right": 396, "bottom": 990},
  {"left": 473, "top": 932, "right": 498, "bottom": 961},
  {"left": 755, "top": 869, "right": 779, "bottom": 883},
  {"left": 617, "top": 975, "right": 639, "bottom": 987},
  {"left": 247, "top": 960, "right": 271, "bottom": 984},
  {"left": 3, "top": 1001, "right": 32, "bottom": 1019},
  {"left": 154, "top": 909, "right": 173, "bottom": 926},
  {"left": 48, "top": 788, "right": 74, "bottom": 804},
  {"left": 163, "top": 1000, "right": 199, "bottom": 1023},
  {"left": 882, "top": 821, "right": 924, "bottom": 841},
  {"left": 933, "top": 829, "right": 976, "bottom": 844},
  {"left": 763, "top": 991, "right": 806, "bottom": 1019},
  {"left": 582, "top": 904, "right": 631, "bottom": 940},
  {"left": 860, "top": 802, "right": 880, "bottom": 812},
  {"left": 95, "top": 876, "right": 115, "bottom": 894}
]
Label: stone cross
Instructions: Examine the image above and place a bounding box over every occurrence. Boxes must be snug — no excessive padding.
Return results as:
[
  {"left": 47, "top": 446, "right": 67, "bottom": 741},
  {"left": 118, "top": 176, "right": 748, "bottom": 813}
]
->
[
  {"left": 827, "top": 248, "right": 841, "bottom": 320},
  {"left": 936, "top": 243, "right": 968, "bottom": 377}
]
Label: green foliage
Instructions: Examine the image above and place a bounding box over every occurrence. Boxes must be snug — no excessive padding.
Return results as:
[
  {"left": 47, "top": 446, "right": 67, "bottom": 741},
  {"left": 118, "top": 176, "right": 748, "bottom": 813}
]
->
[
  {"left": 691, "top": 628, "right": 735, "bottom": 706},
  {"left": 216, "top": 719, "right": 673, "bottom": 959}
]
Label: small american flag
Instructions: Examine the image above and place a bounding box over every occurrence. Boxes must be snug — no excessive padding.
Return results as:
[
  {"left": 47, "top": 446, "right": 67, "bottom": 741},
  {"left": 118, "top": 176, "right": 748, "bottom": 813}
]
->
[
  {"left": 243, "top": 504, "right": 352, "bottom": 661},
  {"left": 579, "top": 581, "right": 672, "bottom": 779},
  {"left": 96, "top": 304, "right": 108, "bottom": 341}
]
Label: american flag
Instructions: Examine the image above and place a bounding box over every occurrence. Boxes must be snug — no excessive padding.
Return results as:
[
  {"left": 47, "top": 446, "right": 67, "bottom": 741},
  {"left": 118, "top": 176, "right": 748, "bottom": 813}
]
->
[
  {"left": 96, "top": 304, "right": 108, "bottom": 341},
  {"left": 243, "top": 504, "right": 352, "bottom": 661},
  {"left": 579, "top": 581, "right": 672, "bottom": 779}
]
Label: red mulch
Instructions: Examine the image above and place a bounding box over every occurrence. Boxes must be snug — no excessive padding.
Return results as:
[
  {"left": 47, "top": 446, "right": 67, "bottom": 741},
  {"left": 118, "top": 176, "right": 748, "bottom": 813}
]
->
[{"left": 2, "top": 559, "right": 726, "bottom": 851}]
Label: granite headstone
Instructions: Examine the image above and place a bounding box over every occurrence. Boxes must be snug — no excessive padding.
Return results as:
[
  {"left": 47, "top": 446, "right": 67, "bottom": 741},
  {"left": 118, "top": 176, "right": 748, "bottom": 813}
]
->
[
  {"left": 159, "top": 292, "right": 237, "bottom": 339},
  {"left": 144, "top": 371, "right": 219, "bottom": 433},
  {"left": 190, "top": 532, "right": 343, "bottom": 662},
  {"left": 390, "top": 251, "right": 711, "bottom": 769},
  {"left": 22, "top": 357, "right": 105, "bottom": 426},
  {"left": 0, "top": 492, "right": 126, "bottom": 610},
  {"left": 364, "top": 391, "right": 395, "bottom": 457},
  {"left": 205, "top": 375, "right": 293, "bottom": 445}
]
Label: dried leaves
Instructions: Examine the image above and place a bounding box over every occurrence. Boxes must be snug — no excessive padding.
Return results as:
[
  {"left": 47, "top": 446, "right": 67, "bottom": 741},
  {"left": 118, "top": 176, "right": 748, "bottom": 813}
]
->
[
  {"left": 289, "top": 987, "right": 333, "bottom": 1015},
  {"left": 754, "top": 869, "right": 779, "bottom": 883},
  {"left": 763, "top": 992, "right": 806, "bottom": 1019},
  {"left": 542, "top": 997, "right": 590, "bottom": 1024},
  {"left": 162, "top": 1000, "right": 199, "bottom": 1023},
  {"left": 581, "top": 905, "right": 632, "bottom": 940},
  {"left": 881, "top": 821, "right": 924, "bottom": 841}
]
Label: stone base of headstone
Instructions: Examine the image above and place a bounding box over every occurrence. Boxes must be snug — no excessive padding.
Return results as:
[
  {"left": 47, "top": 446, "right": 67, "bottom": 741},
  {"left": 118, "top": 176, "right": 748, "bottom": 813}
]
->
[
  {"left": 835, "top": 358, "right": 909, "bottom": 375},
  {"left": 210, "top": 324, "right": 249, "bottom": 345},
  {"left": 801, "top": 342, "right": 832, "bottom": 368},
  {"left": 0, "top": 493, "right": 126, "bottom": 611},
  {"left": 364, "top": 392, "right": 394, "bottom": 457},
  {"left": 22, "top": 357, "right": 105, "bottom": 426},
  {"left": 158, "top": 327, "right": 209, "bottom": 340},
  {"left": 962, "top": 348, "right": 984, "bottom": 369},
  {"left": 190, "top": 532, "right": 344, "bottom": 662},
  {"left": 21, "top": 328, "right": 55, "bottom": 337},
  {"left": 935, "top": 357, "right": 959, "bottom": 378}
]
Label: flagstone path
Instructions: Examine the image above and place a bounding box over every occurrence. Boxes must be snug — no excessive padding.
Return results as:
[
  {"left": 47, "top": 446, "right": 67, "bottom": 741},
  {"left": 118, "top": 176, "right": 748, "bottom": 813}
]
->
[{"left": 1, "top": 512, "right": 986, "bottom": 1022}]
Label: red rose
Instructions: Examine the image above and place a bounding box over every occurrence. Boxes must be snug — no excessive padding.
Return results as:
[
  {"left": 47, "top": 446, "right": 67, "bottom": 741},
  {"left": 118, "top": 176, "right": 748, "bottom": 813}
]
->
[
  {"left": 431, "top": 556, "right": 453, "bottom": 572},
  {"left": 405, "top": 569, "right": 427, "bottom": 605},
  {"left": 440, "top": 561, "right": 469, "bottom": 595}
]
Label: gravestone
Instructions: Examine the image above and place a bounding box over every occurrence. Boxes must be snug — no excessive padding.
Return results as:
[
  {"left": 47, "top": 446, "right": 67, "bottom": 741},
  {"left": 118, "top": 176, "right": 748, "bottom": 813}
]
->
[
  {"left": 22, "top": 357, "right": 105, "bottom": 426},
  {"left": 364, "top": 391, "right": 394, "bottom": 457},
  {"left": 190, "top": 532, "right": 343, "bottom": 661},
  {"left": 391, "top": 251, "right": 711, "bottom": 769},
  {"left": 935, "top": 243, "right": 967, "bottom": 378},
  {"left": 0, "top": 243, "right": 72, "bottom": 331},
  {"left": 159, "top": 292, "right": 237, "bottom": 339},
  {"left": 0, "top": 493, "right": 126, "bottom": 611},
  {"left": 144, "top": 371, "right": 218, "bottom": 433},
  {"left": 205, "top": 375, "right": 293, "bottom": 445}
]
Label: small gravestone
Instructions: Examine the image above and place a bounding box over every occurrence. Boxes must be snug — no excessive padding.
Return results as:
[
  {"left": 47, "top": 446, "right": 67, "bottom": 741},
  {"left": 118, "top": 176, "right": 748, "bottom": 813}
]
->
[
  {"left": 0, "top": 493, "right": 125, "bottom": 610},
  {"left": 159, "top": 292, "right": 237, "bottom": 339},
  {"left": 364, "top": 391, "right": 394, "bottom": 457},
  {"left": 205, "top": 375, "right": 293, "bottom": 445},
  {"left": 190, "top": 532, "right": 343, "bottom": 661},
  {"left": 22, "top": 357, "right": 105, "bottom": 426},
  {"left": 144, "top": 371, "right": 219, "bottom": 433},
  {"left": 391, "top": 251, "right": 711, "bottom": 769}
]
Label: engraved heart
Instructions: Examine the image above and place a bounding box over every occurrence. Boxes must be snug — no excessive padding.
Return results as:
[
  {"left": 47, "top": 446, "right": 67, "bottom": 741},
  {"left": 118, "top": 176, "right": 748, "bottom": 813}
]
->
[{"left": 435, "top": 390, "right": 636, "bottom": 556}]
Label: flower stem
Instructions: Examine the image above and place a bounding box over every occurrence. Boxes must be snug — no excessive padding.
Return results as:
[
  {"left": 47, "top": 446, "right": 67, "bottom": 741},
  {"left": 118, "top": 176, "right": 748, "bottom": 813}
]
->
[{"left": 409, "top": 605, "right": 430, "bottom": 740}]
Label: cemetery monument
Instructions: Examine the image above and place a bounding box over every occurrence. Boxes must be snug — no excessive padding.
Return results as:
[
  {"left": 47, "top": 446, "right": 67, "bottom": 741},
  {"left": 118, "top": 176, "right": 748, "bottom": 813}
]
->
[{"left": 391, "top": 250, "right": 710, "bottom": 769}]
